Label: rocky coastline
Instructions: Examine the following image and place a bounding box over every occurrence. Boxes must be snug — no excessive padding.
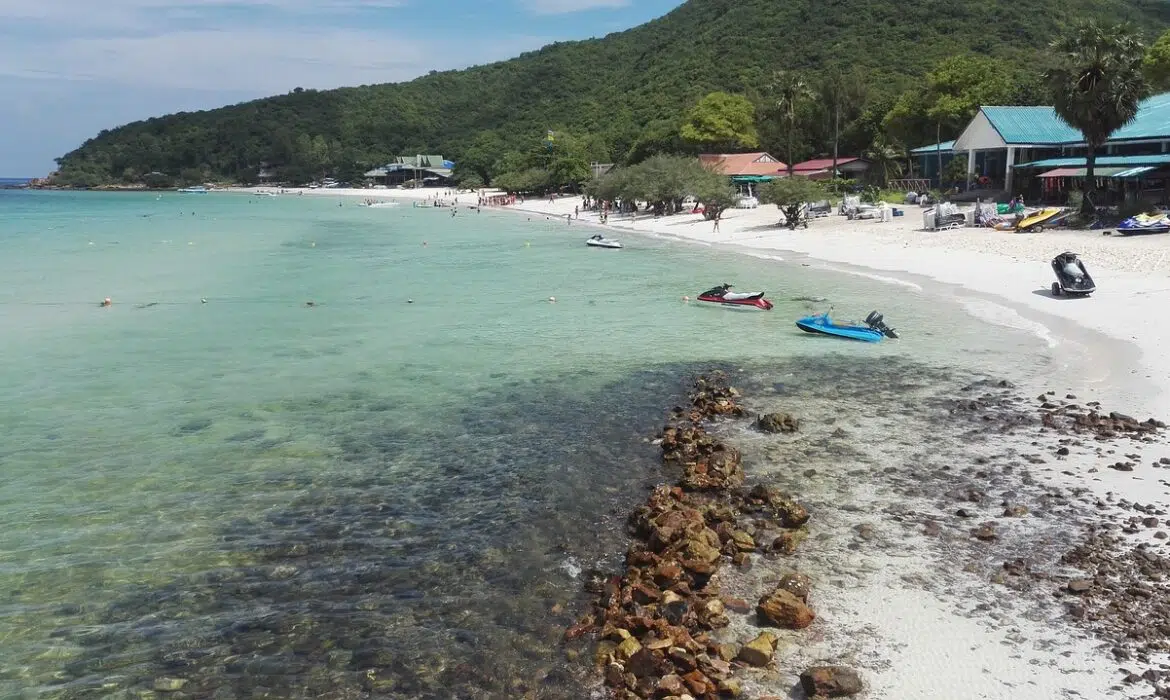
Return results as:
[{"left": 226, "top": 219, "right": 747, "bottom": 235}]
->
[
  {"left": 564, "top": 370, "right": 1170, "bottom": 700},
  {"left": 564, "top": 372, "right": 859, "bottom": 700}
]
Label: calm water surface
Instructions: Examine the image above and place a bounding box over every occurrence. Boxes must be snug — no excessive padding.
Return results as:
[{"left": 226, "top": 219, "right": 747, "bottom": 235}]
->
[{"left": 0, "top": 190, "right": 1051, "bottom": 698}]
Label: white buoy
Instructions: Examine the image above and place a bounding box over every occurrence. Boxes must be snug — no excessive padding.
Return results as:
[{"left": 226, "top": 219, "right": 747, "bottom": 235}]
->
[
  {"left": 407, "top": 299, "right": 414, "bottom": 304},
  {"left": 201, "top": 298, "right": 208, "bottom": 304},
  {"left": 548, "top": 296, "right": 556, "bottom": 303},
  {"left": 683, "top": 295, "right": 690, "bottom": 302}
]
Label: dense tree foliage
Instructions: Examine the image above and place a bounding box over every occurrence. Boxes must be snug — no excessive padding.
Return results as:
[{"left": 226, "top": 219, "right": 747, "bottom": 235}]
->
[
  {"left": 586, "top": 155, "right": 736, "bottom": 218},
  {"left": 1045, "top": 21, "right": 1149, "bottom": 213},
  {"left": 679, "top": 92, "right": 759, "bottom": 152},
  {"left": 48, "top": 0, "right": 1170, "bottom": 186},
  {"left": 759, "top": 178, "right": 828, "bottom": 228},
  {"left": 1143, "top": 28, "right": 1170, "bottom": 90}
]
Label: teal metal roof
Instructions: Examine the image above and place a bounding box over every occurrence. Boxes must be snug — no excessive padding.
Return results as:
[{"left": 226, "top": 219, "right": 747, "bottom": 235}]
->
[
  {"left": 1110, "top": 93, "right": 1170, "bottom": 141},
  {"left": 910, "top": 140, "right": 954, "bottom": 154},
  {"left": 981, "top": 106, "right": 1081, "bottom": 145},
  {"left": 1015, "top": 154, "right": 1170, "bottom": 168},
  {"left": 1114, "top": 166, "right": 1158, "bottom": 178}
]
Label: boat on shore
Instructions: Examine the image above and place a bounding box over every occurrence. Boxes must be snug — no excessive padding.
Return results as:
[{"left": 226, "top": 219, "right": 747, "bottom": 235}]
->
[
  {"left": 795, "top": 310, "right": 898, "bottom": 342},
  {"left": 177, "top": 186, "right": 209, "bottom": 194}
]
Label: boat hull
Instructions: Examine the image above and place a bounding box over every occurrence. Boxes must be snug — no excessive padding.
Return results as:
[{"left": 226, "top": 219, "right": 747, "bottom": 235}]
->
[
  {"left": 586, "top": 240, "right": 622, "bottom": 249},
  {"left": 795, "top": 315, "right": 884, "bottom": 342}
]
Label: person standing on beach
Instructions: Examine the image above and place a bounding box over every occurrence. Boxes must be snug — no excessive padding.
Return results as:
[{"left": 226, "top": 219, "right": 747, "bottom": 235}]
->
[{"left": 713, "top": 215, "right": 721, "bottom": 233}]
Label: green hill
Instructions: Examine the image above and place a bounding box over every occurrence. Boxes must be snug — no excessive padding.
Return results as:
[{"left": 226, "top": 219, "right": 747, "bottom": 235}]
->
[{"left": 51, "top": 0, "right": 1170, "bottom": 186}]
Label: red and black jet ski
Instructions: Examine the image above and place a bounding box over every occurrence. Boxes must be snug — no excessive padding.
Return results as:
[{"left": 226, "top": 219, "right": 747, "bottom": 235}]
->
[{"left": 696, "top": 283, "right": 773, "bottom": 310}]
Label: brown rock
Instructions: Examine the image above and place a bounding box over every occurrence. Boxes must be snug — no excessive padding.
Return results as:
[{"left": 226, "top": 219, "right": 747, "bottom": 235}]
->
[
  {"left": 730, "top": 530, "right": 756, "bottom": 551},
  {"left": 772, "top": 529, "right": 807, "bottom": 555},
  {"left": 657, "top": 674, "right": 685, "bottom": 696},
  {"left": 604, "top": 662, "right": 625, "bottom": 687},
  {"left": 777, "top": 572, "right": 813, "bottom": 602},
  {"left": 668, "top": 646, "right": 697, "bottom": 672},
  {"left": 755, "top": 412, "right": 800, "bottom": 433},
  {"left": 757, "top": 588, "right": 816, "bottom": 629},
  {"left": 1003, "top": 504, "right": 1029, "bottom": 517},
  {"left": 799, "top": 665, "right": 863, "bottom": 697},
  {"left": 626, "top": 648, "right": 658, "bottom": 678},
  {"left": 972, "top": 523, "right": 998, "bottom": 541},
  {"left": 682, "top": 670, "right": 713, "bottom": 696},
  {"left": 1066, "top": 579, "right": 1093, "bottom": 594},
  {"left": 737, "top": 632, "right": 777, "bottom": 667},
  {"left": 721, "top": 596, "right": 751, "bottom": 614}
]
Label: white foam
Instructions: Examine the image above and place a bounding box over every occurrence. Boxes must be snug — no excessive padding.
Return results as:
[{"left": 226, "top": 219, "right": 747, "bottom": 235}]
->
[
  {"left": 959, "top": 297, "right": 1058, "bottom": 348},
  {"left": 819, "top": 265, "right": 923, "bottom": 292}
]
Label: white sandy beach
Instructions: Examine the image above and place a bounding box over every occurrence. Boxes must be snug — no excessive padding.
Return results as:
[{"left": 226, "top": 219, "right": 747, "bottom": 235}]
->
[{"left": 239, "top": 185, "right": 1170, "bottom": 699}]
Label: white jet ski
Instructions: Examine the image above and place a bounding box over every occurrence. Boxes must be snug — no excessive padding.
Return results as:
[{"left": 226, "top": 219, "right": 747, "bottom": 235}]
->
[{"left": 586, "top": 234, "right": 622, "bottom": 249}]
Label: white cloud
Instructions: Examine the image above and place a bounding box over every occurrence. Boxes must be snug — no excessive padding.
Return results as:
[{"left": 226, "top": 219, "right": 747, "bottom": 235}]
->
[{"left": 522, "top": 0, "right": 630, "bottom": 14}]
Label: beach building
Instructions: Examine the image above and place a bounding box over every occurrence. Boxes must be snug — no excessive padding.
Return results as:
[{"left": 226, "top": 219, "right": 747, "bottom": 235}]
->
[
  {"left": 364, "top": 155, "right": 455, "bottom": 187},
  {"left": 699, "top": 152, "right": 787, "bottom": 195},
  {"left": 915, "top": 92, "right": 1170, "bottom": 200},
  {"left": 789, "top": 157, "right": 871, "bottom": 180}
]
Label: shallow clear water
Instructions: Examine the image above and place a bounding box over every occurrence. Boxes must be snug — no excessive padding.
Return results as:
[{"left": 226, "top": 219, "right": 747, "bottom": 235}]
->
[{"left": 0, "top": 190, "right": 1052, "bottom": 698}]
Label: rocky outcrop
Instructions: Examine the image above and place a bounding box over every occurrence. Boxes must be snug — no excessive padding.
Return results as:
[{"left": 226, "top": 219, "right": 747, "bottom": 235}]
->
[{"left": 566, "top": 372, "right": 818, "bottom": 700}]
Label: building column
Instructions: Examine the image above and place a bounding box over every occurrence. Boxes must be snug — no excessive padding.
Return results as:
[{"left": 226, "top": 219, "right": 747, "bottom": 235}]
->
[
  {"left": 1005, "top": 147, "right": 1016, "bottom": 194},
  {"left": 966, "top": 148, "right": 976, "bottom": 187}
]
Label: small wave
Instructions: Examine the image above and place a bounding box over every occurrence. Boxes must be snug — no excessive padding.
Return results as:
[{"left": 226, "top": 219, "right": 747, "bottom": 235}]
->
[
  {"left": 741, "top": 251, "right": 786, "bottom": 263},
  {"left": 821, "top": 266, "right": 924, "bottom": 292},
  {"left": 959, "top": 298, "right": 1058, "bottom": 348},
  {"left": 559, "top": 557, "right": 582, "bottom": 579}
]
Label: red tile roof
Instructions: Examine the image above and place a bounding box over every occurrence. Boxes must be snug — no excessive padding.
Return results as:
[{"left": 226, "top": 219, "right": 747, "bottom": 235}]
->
[
  {"left": 699, "top": 152, "right": 788, "bottom": 176},
  {"left": 791, "top": 157, "right": 861, "bottom": 172}
]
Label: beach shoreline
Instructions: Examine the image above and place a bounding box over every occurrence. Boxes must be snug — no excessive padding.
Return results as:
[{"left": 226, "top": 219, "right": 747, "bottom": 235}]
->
[{"left": 208, "top": 188, "right": 1170, "bottom": 696}]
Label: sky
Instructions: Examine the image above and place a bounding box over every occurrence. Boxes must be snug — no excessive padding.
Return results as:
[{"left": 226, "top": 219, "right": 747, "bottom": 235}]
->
[{"left": 0, "top": 0, "right": 682, "bottom": 177}]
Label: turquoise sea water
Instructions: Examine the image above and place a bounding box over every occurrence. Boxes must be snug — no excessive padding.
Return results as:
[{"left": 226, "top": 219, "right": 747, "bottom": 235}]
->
[{"left": 0, "top": 190, "right": 1051, "bottom": 698}]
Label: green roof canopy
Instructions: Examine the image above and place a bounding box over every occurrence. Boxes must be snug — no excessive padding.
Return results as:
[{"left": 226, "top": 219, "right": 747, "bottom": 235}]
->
[
  {"left": 910, "top": 140, "right": 955, "bottom": 155},
  {"left": 730, "top": 175, "right": 778, "bottom": 182},
  {"left": 981, "top": 106, "right": 1081, "bottom": 144}
]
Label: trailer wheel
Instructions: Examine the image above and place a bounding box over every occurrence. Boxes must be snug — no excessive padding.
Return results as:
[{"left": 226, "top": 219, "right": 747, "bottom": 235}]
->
[
  {"left": 1032, "top": 225, "right": 1044, "bottom": 233},
  {"left": 1051, "top": 282, "right": 1061, "bottom": 296}
]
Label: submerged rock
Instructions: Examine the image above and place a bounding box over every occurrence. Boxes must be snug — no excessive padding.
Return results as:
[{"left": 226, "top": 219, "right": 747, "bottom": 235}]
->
[{"left": 755, "top": 412, "right": 800, "bottom": 433}]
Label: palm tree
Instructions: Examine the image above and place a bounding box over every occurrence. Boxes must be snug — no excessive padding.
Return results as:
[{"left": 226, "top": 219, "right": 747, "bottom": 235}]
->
[
  {"left": 771, "top": 71, "right": 812, "bottom": 175},
  {"left": 865, "top": 139, "right": 905, "bottom": 187},
  {"left": 1044, "top": 21, "right": 1149, "bottom": 215}
]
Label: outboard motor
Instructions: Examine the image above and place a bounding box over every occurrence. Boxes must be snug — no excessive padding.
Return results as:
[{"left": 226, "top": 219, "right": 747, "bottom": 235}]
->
[{"left": 865, "top": 311, "right": 899, "bottom": 339}]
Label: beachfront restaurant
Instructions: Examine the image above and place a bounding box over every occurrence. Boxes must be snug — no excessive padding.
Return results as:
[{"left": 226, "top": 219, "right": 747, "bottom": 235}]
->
[
  {"left": 699, "top": 152, "right": 787, "bottom": 196},
  {"left": 936, "top": 92, "right": 1170, "bottom": 201},
  {"left": 364, "top": 155, "right": 455, "bottom": 187}
]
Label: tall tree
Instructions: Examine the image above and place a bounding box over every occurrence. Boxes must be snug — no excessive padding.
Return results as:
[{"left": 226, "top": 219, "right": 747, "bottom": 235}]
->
[
  {"left": 884, "top": 55, "right": 1016, "bottom": 184},
  {"left": 1143, "top": 28, "right": 1170, "bottom": 92},
  {"left": 818, "top": 67, "right": 869, "bottom": 175},
  {"left": 1044, "top": 21, "right": 1149, "bottom": 214},
  {"left": 770, "top": 72, "right": 812, "bottom": 174},
  {"left": 679, "top": 92, "right": 760, "bottom": 153}
]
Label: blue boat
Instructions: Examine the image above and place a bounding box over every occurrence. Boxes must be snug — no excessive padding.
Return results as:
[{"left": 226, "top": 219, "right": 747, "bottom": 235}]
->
[{"left": 795, "top": 310, "right": 898, "bottom": 343}]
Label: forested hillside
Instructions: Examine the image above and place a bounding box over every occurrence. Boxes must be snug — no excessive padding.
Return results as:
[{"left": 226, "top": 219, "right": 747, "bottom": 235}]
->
[{"left": 50, "top": 0, "right": 1170, "bottom": 186}]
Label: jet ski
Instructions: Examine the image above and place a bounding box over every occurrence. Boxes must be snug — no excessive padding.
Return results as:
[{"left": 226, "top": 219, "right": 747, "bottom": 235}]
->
[
  {"left": 1117, "top": 212, "right": 1170, "bottom": 236},
  {"left": 795, "top": 310, "right": 899, "bottom": 342},
  {"left": 586, "top": 234, "right": 622, "bottom": 249},
  {"left": 697, "top": 283, "right": 774, "bottom": 310},
  {"left": 1049, "top": 251, "right": 1095, "bottom": 296}
]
